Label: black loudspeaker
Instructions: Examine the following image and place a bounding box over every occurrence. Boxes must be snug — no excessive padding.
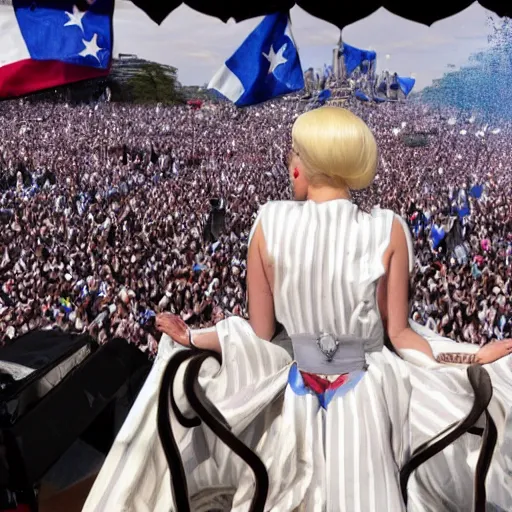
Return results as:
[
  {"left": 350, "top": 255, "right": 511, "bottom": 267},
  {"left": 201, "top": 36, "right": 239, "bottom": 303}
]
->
[
  {"left": 210, "top": 208, "right": 226, "bottom": 239},
  {"left": 204, "top": 198, "right": 226, "bottom": 242},
  {"left": 0, "top": 332, "right": 151, "bottom": 510},
  {"left": 209, "top": 198, "right": 223, "bottom": 209}
]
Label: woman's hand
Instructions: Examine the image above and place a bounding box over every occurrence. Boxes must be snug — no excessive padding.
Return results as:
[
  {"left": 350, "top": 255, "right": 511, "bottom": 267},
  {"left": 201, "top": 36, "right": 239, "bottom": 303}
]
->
[
  {"left": 475, "top": 339, "right": 512, "bottom": 364},
  {"left": 156, "top": 312, "right": 223, "bottom": 353},
  {"left": 155, "top": 313, "right": 190, "bottom": 347}
]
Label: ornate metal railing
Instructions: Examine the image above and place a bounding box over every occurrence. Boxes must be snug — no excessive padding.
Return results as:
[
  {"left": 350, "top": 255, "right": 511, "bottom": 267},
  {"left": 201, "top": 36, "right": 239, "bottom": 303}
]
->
[{"left": 158, "top": 350, "right": 497, "bottom": 512}]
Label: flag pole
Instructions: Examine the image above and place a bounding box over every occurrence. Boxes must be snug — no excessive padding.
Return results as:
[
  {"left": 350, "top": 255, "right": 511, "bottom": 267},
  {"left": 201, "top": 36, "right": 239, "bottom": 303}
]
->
[
  {"left": 193, "top": 108, "right": 196, "bottom": 161},
  {"left": 189, "top": 106, "right": 196, "bottom": 162},
  {"left": 338, "top": 30, "right": 345, "bottom": 84},
  {"left": 287, "top": 9, "right": 302, "bottom": 109}
]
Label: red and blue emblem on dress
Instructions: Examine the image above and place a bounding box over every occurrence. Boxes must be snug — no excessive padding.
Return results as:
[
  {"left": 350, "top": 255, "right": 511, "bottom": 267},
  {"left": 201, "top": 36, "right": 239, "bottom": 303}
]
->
[{"left": 287, "top": 363, "right": 366, "bottom": 409}]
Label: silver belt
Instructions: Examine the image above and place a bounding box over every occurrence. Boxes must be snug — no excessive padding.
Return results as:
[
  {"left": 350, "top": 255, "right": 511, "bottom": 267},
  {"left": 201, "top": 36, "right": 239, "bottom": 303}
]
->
[{"left": 290, "top": 333, "right": 373, "bottom": 375}]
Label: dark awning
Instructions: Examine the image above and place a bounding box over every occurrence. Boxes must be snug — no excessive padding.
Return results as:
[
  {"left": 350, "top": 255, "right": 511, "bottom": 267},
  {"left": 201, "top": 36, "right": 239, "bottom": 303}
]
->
[{"left": 123, "top": 1, "right": 511, "bottom": 28}]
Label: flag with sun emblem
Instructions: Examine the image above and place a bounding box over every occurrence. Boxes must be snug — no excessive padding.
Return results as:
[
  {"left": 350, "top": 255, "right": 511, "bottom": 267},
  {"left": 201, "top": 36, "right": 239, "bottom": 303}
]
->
[
  {"left": 208, "top": 12, "right": 304, "bottom": 106},
  {"left": 0, "top": 0, "right": 113, "bottom": 98}
]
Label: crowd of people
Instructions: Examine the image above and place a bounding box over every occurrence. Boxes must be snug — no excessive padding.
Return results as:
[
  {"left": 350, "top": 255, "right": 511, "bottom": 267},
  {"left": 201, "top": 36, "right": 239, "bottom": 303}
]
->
[{"left": 0, "top": 95, "right": 510, "bottom": 353}]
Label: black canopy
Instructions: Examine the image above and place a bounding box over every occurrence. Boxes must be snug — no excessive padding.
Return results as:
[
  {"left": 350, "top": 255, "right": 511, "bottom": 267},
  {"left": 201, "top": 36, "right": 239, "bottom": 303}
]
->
[{"left": 122, "top": 0, "right": 511, "bottom": 27}]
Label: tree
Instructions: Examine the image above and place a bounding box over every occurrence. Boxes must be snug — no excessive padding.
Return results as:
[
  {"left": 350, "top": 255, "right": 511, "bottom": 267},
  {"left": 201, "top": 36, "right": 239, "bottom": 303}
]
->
[
  {"left": 127, "top": 63, "right": 185, "bottom": 104},
  {"left": 180, "top": 85, "right": 219, "bottom": 101}
]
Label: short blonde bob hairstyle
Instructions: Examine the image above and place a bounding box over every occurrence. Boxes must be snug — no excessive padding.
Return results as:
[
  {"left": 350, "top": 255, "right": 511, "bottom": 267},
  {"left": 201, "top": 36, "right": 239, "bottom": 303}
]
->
[{"left": 291, "top": 106, "right": 377, "bottom": 190}]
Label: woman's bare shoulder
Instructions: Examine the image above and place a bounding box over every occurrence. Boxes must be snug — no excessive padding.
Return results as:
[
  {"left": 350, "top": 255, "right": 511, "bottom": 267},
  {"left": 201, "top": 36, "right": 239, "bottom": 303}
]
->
[
  {"left": 369, "top": 206, "right": 399, "bottom": 221},
  {"left": 255, "top": 200, "right": 302, "bottom": 219},
  {"left": 259, "top": 199, "right": 300, "bottom": 209}
]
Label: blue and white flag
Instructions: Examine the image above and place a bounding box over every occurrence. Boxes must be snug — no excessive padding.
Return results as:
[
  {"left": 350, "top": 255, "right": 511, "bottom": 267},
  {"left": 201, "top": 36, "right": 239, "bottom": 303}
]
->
[
  {"left": 139, "top": 309, "right": 156, "bottom": 325},
  {"left": 315, "top": 89, "right": 331, "bottom": 105},
  {"left": 342, "top": 43, "right": 376, "bottom": 75},
  {"left": 397, "top": 76, "right": 415, "bottom": 97},
  {"left": 80, "top": 285, "right": 89, "bottom": 299},
  {"left": 323, "top": 64, "right": 333, "bottom": 78},
  {"left": 97, "top": 281, "right": 108, "bottom": 298},
  {"left": 455, "top": 188, "right": 470, "bottom": 218},
  {"left": 355, "top": 89, "right": 370, "bottom": 102},
  {"left": 208, "top": 13, "right": 304, "bottom": 106},
  {"left": 469, "top": 184, "right": 484, "bottom": 199},
  {"left": 431, "top": 224, "right": 446, "bottom": 249}
]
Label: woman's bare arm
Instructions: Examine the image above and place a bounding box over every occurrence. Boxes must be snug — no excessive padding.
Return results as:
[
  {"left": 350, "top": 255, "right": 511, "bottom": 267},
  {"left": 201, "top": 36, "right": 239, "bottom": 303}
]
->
[
  {"left": 379, "top": 277, "right": 480, "bottom": 364},
  {"left": 193, "top": 222, "right": 276, "bottom": 350},
  {"left": 380, "top": 219, "right": 512, "bottom": 365},
  {"left": 247, "top": 222, "right": 276, "bottom": 340},
  {"left": 189, "top": 329, "right": 222, "bottom": 352},
  {"left": 384, "top": 219, "right": 436, "bottom": 358},
  {"left": 157, "top": 221, "right": 276, "bottom": 351},
  {"left": 156, "top": 313, "right": 222, "bottom": 352}
]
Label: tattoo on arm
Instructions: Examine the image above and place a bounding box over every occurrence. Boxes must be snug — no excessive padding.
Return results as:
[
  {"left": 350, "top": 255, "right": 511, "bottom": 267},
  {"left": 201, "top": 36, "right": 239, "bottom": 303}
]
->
[{"left": 435, "top": 352, "right": 477, "bottom": 365}]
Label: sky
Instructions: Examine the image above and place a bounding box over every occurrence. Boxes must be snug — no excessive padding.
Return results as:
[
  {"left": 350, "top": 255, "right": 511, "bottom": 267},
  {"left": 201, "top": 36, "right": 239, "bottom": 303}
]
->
[
  {"left": 112, "top": 1, "right": 496, "bottom": 90},
  {"left": 0, "top": 1, "right": 497, "bottom": 91}
]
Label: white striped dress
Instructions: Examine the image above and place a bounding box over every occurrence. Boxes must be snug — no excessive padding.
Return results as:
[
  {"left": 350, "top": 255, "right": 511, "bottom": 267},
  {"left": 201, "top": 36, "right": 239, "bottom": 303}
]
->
[{"left": 83, "top": 199, "right": 512, "bottom": 512}]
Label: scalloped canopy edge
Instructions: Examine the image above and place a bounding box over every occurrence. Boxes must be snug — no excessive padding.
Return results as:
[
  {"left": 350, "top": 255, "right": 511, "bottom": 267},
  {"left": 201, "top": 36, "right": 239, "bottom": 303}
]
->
[{"left": 127, "top": 0, "right": 512, "bottom": 27}]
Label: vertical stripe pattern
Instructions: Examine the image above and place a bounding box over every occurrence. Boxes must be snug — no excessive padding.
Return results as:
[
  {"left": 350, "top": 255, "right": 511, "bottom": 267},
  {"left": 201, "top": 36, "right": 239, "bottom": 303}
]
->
[{"left": 83, "top": 200, "right": 512, "bottom": 512}]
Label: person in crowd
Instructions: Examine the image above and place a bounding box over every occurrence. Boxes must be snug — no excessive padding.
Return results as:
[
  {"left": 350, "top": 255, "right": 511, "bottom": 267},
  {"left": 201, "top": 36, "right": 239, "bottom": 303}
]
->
[
  {"left": 0, "top": 98, "right": 510, "bottom": 352},
  {"left": 82, "top": 107, "right": 512, "bottom": 512}
]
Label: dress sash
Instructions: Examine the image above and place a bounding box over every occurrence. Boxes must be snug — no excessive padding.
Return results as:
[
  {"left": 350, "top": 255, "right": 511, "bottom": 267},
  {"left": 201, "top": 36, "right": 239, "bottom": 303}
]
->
[{"left": 290, "top": 333, "right": 376, "bottom": 375}]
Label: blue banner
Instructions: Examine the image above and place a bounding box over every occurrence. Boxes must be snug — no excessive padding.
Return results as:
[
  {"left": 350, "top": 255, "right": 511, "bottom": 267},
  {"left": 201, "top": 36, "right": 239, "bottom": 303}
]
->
[
  {"left": 397, "top": 76, "right": 415, "bottom": 96},
  {"left": 342, "top": 43, "right": 376, "bottom": 75}
]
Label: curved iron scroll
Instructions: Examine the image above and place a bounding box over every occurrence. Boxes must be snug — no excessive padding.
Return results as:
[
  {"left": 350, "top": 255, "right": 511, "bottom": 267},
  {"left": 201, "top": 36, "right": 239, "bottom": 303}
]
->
[
  {"left": 158, "top": 349, "right": 270, "bottom": 512},
  {"left": 400, "top": 365, "right": 495, "bottom": 512},
  {"left": 473, "top": 409, "right": 497, "bottom": 511},
  {"left": 157, "top": 349, "right": 199, "bottom": 512},
  {"left": 183, "top": 351, "right": 270, "bottom": 512}
]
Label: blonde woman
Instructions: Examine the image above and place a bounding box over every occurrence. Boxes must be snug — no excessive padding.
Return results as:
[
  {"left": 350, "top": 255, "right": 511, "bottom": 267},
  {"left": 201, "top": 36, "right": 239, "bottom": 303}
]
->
[{"left": 84, "top": 107, "right": 511, "bottom": 512}]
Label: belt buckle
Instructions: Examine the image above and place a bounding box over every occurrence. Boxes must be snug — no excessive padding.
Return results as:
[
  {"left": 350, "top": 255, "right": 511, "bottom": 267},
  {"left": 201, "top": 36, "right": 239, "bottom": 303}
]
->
[{"left": 316, "top": 333, "right": 339, "bottom": 362}]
